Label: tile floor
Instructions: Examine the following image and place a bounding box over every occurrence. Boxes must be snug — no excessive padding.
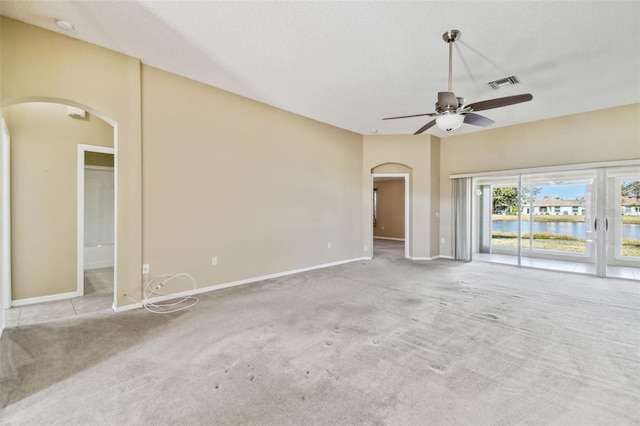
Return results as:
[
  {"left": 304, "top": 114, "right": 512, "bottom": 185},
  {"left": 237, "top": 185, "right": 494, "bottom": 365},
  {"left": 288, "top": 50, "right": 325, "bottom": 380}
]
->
[
  {"left": 475, "top": 252, "right": 640, "bottom": 280},
  {"left": 4, "top": 267, "right": 114, "bottom": 327}
]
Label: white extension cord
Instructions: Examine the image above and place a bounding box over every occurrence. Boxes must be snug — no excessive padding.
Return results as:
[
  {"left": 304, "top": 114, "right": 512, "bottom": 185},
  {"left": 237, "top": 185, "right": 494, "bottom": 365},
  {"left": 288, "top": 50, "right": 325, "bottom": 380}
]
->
[{"left": 125, "top": 272, "right": 199, "bottom": 314}]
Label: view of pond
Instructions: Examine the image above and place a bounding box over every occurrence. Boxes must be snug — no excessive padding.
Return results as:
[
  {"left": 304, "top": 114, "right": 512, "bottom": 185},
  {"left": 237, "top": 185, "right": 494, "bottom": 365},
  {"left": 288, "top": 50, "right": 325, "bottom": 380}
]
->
[{"left": 492, "top": 220, "right": 640, "bottom": 240}]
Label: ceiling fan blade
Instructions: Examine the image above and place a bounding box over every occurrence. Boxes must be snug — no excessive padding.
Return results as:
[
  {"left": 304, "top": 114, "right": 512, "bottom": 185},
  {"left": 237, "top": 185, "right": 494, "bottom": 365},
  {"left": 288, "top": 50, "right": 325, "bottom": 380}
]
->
[
  {"left": 414, "top": 119, "right": 437, "bottom": 135},
  {"left": 466, "top": 93, "right": 533, "bottom": 112},
  {"left": 463, "top": 112, "right": 494, "bottom": 127},
  {"left": 383, "top": 112, "right": 437, "bottom": 120},
  {"left": 438, "top": 91, "right": 458, "bottom": 109}
]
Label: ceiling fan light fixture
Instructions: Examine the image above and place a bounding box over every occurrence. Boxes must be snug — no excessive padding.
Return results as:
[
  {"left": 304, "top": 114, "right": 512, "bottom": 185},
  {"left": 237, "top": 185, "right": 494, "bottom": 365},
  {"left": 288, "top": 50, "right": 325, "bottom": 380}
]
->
[{"left": 436, "top": 113, "right": 464, "bottom": 132}]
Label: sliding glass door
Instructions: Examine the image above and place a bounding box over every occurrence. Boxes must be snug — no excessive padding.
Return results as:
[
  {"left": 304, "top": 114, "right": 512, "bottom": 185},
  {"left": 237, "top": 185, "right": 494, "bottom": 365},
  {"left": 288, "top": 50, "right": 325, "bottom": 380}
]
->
[
  {"left": 605, "top": 166, "right": 640, "bottom": 279},
  {"left": 520, "top": 170, "right": 597, "bottom": 273},
  {"left": 472, "top": 165, "right": 639, "bottom": 280},
  {"left": 475, "top": 175, "right": 520, "bottom": 266}
]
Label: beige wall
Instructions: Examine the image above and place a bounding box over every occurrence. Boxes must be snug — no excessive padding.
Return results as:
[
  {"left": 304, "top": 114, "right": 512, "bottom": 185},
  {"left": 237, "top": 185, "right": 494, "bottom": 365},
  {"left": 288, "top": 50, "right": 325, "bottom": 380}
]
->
[
  {"left": 0, "top": 15, "right": 4, "bottom": 317},
  {"left": 439, "top": 103, "right": 640, "bottom": 257},
  {"left": 141, "top": 66, "right": 363, "bottom": 286},
  {"left": 363, "top": 135, "right": 440, "bottom": 259},
  {"left": 1, "top": 18, "right": 363, "bottom": 306},
  {"left": 4, "top": 103, "right": 113, "bottom": 299},
  {"left": 1, "top": 17, "right": 141, "bottom": 305},
  {"left": 373, "top": 179, "right": 405, "bottom": 239},
  {"left": 429, "top": 139, "right": 441, "bottom": 256}
]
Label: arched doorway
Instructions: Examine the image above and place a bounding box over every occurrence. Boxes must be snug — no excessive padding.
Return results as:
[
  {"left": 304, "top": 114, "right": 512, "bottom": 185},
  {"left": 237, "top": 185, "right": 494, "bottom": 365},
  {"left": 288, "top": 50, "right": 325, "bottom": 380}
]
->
[
  {"left": 371, "top": 163, "right": 411, "bottom": 259},
  {"left": 2, "top": 100, "right": 118, "bottom": 323}
]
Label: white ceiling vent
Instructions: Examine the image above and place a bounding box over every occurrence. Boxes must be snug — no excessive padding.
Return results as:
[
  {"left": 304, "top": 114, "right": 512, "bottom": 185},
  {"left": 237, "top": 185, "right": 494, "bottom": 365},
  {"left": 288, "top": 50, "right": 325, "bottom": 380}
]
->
[{"left": 488, "top": 76, "right": 520, "bottom": 90}]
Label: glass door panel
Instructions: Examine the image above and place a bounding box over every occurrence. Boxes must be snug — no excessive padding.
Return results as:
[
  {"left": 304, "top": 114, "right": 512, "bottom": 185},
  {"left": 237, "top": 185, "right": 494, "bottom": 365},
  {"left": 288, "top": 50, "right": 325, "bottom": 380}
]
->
[
  {"left": 472, "top": 176, "right": 520, "bottom": 266},
  {"left": 606, "top": 166, "right": 640, "bottom": 280},
  {"left": 520, "top": 170, "right": 597, "bottom": 274},
  {"left": 491, "top": 182, "right": 521, "bottom": 254}
]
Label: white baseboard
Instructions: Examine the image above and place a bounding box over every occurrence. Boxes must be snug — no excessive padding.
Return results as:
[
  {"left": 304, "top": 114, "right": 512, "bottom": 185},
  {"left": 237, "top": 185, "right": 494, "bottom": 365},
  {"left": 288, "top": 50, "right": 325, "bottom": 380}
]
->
[
  {"left": 373, "top": 236, "right": 405, "bottom": 241},
  {"left": 113, "top": 257, "right": 371, "bottom": 312},
  {"left": 411, "top": 255, "right": 453, "bottom": 260},
  {"left": 113, "top": 301, "right": 140, "bottom": 312},
  {"left": 12, "top": 290, "right": 81, "bottom": 307}
]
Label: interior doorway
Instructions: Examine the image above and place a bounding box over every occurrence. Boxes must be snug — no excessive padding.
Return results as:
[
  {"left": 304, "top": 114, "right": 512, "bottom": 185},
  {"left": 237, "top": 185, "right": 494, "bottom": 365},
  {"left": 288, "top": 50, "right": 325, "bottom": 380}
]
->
[
  {"left": 372, "top": 173, "right": 410, "bottom": 259},
  {"left": 78, "top": 145, "right": 115, "bottom": 311}
]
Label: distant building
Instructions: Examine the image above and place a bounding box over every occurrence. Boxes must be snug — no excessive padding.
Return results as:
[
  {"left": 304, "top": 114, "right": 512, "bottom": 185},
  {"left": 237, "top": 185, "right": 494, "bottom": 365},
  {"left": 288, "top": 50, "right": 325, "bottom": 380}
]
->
[
  {"left": 522, "top": 197, "right": 585, "bottom": 215},
  {"left": 622, "top": 196, "right": 640, "bottom": 216},
  {"left": 517, "top": 196, "right": 640, "bottom": 216}
]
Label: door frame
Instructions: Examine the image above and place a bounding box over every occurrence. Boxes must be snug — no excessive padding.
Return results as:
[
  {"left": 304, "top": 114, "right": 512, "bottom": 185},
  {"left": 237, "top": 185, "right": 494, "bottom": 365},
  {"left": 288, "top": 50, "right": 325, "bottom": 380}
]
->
[
  {"left": 372, "top": 173, "right": 410, "bottom": 258},
  {"left": 1, "top": 119, "right": 11, "bottom": 310},
  {"left": 77, "top": 144, "right": 116, "bottom": 299},
  {"left": 595, "top": 168, "right": 608, "bottom": 277}
]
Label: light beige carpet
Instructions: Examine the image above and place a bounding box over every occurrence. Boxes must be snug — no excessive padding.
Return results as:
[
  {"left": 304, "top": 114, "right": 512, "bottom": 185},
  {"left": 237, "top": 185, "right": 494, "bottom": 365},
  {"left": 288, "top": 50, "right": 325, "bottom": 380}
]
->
[{"left": 1, "top": 248, "right": 639, "bottom": 425}]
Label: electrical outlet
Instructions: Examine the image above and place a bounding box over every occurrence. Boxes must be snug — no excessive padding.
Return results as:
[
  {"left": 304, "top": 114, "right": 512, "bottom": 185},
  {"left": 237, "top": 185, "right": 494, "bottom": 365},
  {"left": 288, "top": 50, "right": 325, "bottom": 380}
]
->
[
  {"left": 211, "top": 256, "right": 218, "bottom": 266},
  {"left": 328, "top": 242, "right": 331, "bottom": 249},
  {"left": 364, "top": 245, "right": 368, "bottom": 251},
  {"left": 142, "top": 264, "right": 150, "bottom": 274}
]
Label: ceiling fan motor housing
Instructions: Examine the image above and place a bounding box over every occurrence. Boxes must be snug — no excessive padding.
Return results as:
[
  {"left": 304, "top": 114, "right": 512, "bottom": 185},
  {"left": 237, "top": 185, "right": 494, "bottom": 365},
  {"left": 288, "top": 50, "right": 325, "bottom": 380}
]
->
[{"left": 435, "top": 97, "right": 465, "bottom": 113}]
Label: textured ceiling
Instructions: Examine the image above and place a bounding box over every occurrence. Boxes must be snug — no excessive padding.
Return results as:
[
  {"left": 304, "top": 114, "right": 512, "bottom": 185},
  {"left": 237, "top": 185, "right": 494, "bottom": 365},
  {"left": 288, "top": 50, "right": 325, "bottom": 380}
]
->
[{"left": 1, "top": 1, "right": 639, "bottom": 137}]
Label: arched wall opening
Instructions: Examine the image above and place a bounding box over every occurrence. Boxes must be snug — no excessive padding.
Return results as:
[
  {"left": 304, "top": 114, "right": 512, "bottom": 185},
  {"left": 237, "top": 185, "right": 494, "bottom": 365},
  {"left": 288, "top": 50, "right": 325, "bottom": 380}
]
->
[
  {"left": 362, "top": 133, "right": 440, "bottom": 260},
  {"left": 1, "top": 16, "right": 143, "bottom": 310},
  {"left": 2, "top": 99, "right": 117, "bottom": 309}
]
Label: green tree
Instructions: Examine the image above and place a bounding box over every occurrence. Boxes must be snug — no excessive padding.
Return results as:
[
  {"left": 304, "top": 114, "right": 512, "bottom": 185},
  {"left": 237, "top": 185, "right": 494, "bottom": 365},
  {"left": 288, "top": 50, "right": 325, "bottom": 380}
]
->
[
  {"left": 622, "top": 181, "right": 640, "bottom": 203},
  {"left": 492, "top": 187, "right": 518, "bottom": 213},
  {"left": 492, "top": 186, "right": 541, "bottom": 214}
]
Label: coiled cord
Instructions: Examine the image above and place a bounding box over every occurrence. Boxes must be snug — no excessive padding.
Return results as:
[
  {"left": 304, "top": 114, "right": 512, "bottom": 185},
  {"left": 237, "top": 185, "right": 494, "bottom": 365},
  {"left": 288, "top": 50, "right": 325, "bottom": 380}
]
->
[{"left": 125, "top": 272, "right": 199, "bottom": 314}]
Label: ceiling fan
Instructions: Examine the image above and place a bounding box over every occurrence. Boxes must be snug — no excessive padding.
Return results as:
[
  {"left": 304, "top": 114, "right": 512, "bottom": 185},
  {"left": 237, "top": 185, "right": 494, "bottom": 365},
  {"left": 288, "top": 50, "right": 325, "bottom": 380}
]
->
[{"left": 383, "top": 29, "right": 533, "bottom": 134}]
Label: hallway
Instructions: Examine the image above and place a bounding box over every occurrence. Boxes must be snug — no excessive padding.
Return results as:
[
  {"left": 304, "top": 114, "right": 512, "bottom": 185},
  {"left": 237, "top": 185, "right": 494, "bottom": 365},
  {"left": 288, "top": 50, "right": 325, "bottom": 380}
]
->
[{"left": 4, "top": 268, "right": 113, "bottom": 327}]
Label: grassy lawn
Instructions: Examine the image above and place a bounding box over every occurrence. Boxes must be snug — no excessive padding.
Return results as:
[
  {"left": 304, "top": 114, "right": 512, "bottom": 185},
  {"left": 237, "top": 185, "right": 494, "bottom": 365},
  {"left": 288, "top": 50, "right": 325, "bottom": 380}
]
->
[
  {"left": 492, "top": 214, "right": 640, "bottom": 225},
  {"left": 493, "top": 232, "right": 640, "bottom": 257},
  {"left": 622, "top": 216, "right": 640, "bottom": 225}
]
